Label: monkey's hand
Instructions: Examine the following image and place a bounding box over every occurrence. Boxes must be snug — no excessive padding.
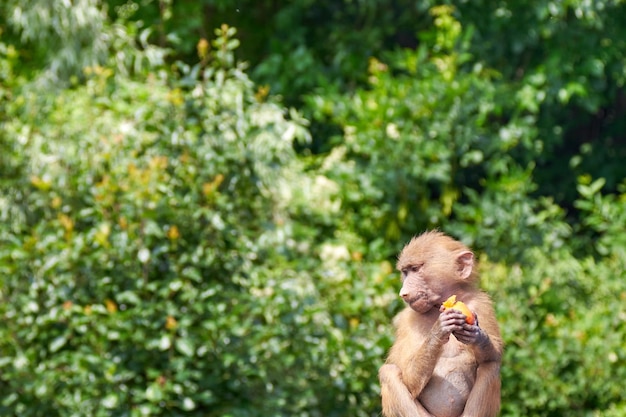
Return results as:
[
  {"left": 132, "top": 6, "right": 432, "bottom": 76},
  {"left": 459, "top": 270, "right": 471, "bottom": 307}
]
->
[
  {"left": 434, "top": 308, "right": 468, "bottom": 343},
  {"left": 453, "top": 313, "right": 483, "bottom": 345}
]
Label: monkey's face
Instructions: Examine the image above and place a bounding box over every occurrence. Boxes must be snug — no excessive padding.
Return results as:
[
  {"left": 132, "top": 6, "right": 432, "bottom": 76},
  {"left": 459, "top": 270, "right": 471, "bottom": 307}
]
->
[
  {"left": 396, "top": 232, "right": 468, "bottom": 313},
  {"left": 398, "top": 264, "right": 443, "bottom": 313},
  {"left": 396, "top": 232, "right": 474, "bottom": 313}
]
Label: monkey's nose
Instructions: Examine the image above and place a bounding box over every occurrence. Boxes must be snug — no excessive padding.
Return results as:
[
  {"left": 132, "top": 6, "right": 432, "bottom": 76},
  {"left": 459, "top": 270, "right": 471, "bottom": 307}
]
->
[{"left": 399, "top": 288, "right": 409, "bottom": 300}]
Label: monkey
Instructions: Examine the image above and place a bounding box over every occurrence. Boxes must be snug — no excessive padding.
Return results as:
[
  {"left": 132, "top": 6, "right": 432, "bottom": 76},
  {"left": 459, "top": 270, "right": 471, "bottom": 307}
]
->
[{"left": 379, "top": 230, "right": 503, "bottom": 417}]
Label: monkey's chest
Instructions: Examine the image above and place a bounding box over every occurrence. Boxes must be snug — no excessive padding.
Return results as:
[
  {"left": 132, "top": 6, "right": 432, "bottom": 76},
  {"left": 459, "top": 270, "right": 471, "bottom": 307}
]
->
[{"left": 419, "top": 343, "right": 477, "bottom": 417}]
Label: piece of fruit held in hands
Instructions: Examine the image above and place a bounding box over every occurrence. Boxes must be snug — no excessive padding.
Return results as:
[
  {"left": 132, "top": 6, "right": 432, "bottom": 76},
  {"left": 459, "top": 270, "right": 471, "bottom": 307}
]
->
[{"left": 442, "top": 295, "right": 475, "bottom": 324}]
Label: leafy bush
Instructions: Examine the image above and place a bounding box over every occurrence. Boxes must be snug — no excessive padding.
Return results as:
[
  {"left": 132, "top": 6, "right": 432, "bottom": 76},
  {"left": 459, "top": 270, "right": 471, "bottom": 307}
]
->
[
  {"left": 0, "top": 26, "right": 389, "bottom": 416},
  {"left": 306, "top": 6, "right": 570, "bottom": 261},
  {"left": 483, "top": 246, "right": 626, "bottom": 416}
]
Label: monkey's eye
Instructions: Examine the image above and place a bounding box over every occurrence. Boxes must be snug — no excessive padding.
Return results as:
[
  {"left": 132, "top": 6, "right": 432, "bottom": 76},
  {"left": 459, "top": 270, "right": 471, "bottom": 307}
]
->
[{"left": 402, "top": 264, "right": 423, "bottom": 275}]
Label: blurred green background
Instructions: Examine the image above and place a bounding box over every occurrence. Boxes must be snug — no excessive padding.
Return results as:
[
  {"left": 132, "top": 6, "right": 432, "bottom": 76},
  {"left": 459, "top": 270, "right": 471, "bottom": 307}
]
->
[{"left": 1, "top": 1, "right": 626, "bottom": 416}]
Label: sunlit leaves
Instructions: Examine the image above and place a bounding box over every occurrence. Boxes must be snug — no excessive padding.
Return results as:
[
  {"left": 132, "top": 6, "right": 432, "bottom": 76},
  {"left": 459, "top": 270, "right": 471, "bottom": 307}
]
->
[{"left": 0, "top": 22, "right": 325, "bottom": 417}]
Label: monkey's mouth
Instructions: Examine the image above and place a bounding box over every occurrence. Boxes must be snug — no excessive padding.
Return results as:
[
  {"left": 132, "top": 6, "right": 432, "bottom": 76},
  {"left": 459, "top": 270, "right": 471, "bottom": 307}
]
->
[{"left": 407, "top": 295, "right": 437, "bottom": 313}]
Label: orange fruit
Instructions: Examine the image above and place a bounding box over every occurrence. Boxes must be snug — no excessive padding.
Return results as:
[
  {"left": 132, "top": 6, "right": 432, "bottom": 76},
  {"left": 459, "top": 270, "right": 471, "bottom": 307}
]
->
[{"left": 442, "top": 295, "right": 475, "bottom": 324}]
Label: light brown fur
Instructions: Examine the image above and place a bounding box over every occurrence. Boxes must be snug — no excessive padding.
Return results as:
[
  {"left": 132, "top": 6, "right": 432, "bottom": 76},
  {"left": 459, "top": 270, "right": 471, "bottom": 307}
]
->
[{"left": 379, "top": 231, "right": 503, "bottom": 417}]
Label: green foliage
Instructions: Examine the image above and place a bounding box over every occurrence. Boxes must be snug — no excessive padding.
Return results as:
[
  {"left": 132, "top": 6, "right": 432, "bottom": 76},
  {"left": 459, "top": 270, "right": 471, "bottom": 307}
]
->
[
  {"left": 306, "top": 6, "right": 570, "bottom": 261},
  {"left": 1, "top": 25, "right": 384, "bottom": 416},
  {"left": 2, "top": 1, "right": 626, "bottom": 416},
  {"left": 484, "top": 248, "right": 626, "bottom": 417},
  {"left": 98, "top": 0, "right": 441, "bottom": 101},
  {"left": 574, "top": 176, "right": 626, "bottom": 257},
  {"left": 3, "top": 0, "right": 109, "bottom": 82},
  {"left": 454, "top": 0, "right": 626, "bottom": 208}
]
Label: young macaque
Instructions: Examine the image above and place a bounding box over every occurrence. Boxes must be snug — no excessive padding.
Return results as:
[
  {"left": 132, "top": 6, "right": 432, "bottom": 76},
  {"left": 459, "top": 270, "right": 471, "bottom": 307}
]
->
[{"left": 379, "top": 231, "right": 503, "bottom": 417}]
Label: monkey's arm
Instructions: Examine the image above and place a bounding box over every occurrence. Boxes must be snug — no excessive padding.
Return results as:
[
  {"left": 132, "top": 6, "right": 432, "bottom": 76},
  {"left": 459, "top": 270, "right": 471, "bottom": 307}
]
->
[
  {"left": 388, "top": 309, "right": 464, "bottom": 398},
  {"left": 459, "top": 316, "right": 502, "bottom": 417},
  {"left": 454, "top": 324, "right": 501, "bottom": 363},
  {"left": 471, "top": 328, "right": 501, "bottom": 363},
  {"left": 379, "top": 364, "right": 435, "bottom": 417},
  {"left": 398, "top": 335, "right": 446, "bottom": 398},
  {"left": 461, "top": 361, "right": 501, "bottom": 417},
  {"left": 453, "top": 309, "right": 502, "bottom": 364}
]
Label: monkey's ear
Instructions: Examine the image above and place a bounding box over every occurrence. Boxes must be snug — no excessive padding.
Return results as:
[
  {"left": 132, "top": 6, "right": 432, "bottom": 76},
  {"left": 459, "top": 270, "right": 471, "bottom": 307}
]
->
[{"left": 456, "top": 251, "right": 474, "bottom": 280}]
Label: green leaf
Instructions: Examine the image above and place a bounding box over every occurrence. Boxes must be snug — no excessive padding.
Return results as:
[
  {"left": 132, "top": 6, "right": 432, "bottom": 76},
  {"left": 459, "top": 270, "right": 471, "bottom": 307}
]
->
[
  {"left": 175, "top": 338, "right": 195, "bottom": 357},
  {"left": 145, "top": 383, "right": 163, "bottom": 402},
  {"left": 49, "top": 335, "right": 68, "bottom": 353}
]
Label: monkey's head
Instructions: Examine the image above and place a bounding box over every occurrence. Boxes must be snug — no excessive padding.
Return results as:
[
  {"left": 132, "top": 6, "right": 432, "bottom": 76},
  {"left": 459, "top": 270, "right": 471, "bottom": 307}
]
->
[{"left": 396, "top": 230, "right": 476, "bottom": 313}]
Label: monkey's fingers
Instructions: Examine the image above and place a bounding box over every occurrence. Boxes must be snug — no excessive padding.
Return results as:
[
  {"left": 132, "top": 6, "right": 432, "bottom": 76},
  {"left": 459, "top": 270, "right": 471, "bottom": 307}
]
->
[
  {"left": 439, "top": 315, "right": 467, "bottom": 330},
  {"left": 453, "top": 333, "right": 467, "bottom": 343},
  {"left": 440, "top": 309, "right": 469, "bottom": 321},
  {"left": 453, "top": 329, "right": 478, "bottom": 344},
  {"left": 454, "top": 323, "right": 482, "bottom": 343}
]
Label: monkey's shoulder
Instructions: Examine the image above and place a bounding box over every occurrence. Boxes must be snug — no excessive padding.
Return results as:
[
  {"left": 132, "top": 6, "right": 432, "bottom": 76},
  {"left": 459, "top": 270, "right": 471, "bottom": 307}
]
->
[
  {"left": 463, "top": 291, "right": 504, "bottom": 353},
  {"left": 461, "top": 289, "right": 494, "bottom": 307},
  {"left": 463, "top": 291, "right": 499, "bottom": 320}
]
